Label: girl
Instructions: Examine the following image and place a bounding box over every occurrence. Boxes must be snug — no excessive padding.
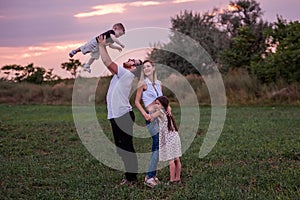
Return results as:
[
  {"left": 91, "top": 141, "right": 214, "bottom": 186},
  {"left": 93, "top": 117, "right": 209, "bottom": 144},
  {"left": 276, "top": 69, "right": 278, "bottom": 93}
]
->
[{"left": 150, "top": 96, "right": 182, "bottom": 185}]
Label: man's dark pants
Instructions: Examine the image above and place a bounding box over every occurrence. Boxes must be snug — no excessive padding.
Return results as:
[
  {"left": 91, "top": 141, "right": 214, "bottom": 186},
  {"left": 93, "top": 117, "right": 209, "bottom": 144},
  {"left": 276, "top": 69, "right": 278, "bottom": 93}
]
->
[{"left": 110, "top": 111, "right": 138, "bottom": 181}]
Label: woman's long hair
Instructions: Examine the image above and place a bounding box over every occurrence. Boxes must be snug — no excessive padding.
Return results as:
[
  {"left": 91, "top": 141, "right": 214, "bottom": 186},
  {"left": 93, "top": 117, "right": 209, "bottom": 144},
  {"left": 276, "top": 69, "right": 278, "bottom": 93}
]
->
[{"left": 156, "top": 96, "right": 178, "bottom": 132}]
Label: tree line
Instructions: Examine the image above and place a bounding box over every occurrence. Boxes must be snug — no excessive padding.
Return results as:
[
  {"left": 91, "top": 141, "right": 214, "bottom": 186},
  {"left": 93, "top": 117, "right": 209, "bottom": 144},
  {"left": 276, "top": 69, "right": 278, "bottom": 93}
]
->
[
  {"left": 1, "top": 0, "right": 299, "bottom": 84},
  {"left": 0, "top": 59, "right": 82, "bottom": 84},
  {"left": 149, "top": 0, "right": 300, "bottom": 83}
]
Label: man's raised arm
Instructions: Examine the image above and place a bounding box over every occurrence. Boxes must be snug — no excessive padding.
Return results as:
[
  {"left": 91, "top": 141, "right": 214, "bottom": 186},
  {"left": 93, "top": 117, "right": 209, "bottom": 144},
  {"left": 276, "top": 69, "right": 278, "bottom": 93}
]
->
[{"left": 97, "top": 35, "right": 118, "bottom": 75}]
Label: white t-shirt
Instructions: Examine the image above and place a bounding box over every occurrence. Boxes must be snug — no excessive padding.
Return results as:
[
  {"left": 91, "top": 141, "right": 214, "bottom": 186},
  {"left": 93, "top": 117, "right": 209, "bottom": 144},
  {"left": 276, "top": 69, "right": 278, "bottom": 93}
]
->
[{"left": 107, "top": 66, "right": 134, "bottom": 119}]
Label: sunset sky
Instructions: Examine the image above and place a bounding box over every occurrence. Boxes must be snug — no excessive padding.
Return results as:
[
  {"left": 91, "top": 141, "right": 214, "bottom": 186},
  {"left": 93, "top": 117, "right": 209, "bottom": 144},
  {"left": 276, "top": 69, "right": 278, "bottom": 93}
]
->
[{"left": 0, "top": 0, "right": 299, "bottom": 78}]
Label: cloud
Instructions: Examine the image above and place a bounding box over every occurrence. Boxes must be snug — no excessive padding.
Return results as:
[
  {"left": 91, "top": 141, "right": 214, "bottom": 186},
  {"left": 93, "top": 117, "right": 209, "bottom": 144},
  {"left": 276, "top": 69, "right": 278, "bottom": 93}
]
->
[
  {"left": 172, "top": 0, "right": 197, "bottom": 3},
  {"left": 129, "top": 1, "right": 162, "bottom": 6},
  {"left": 75, "top": 3, "right": 126, "bottom": 18},
  {"left": 74, "top": 1, "right": 164, "bottom": 18},
  {"left": 74, "top": 0, "right": 197, "bottom": 18},
  {"left": 0, "top": 41, "right": 82, "bottom": 66}
]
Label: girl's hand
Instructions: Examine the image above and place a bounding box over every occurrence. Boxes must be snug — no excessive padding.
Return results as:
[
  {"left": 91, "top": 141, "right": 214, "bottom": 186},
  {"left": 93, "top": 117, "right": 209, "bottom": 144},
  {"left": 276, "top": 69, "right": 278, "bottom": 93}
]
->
[{"left": 166, "top": 106, "right": 172, "bottom": 116}]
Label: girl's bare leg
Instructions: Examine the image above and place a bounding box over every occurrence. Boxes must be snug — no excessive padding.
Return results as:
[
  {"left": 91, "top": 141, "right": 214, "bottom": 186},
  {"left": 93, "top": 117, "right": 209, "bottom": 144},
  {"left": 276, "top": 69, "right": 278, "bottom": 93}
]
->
[
  {"left": 175, "top": 158, "right": 181, "bottom": 181},
  {"left": 169, "top": 160, "right": 176, "bottom": 182}
]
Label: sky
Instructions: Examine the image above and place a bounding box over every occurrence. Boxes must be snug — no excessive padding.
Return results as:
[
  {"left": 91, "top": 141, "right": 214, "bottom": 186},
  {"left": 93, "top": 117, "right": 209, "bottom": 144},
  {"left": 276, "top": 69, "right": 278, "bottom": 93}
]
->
[{"left": 0, "top": 0, "right": 299, "bottom": 78}]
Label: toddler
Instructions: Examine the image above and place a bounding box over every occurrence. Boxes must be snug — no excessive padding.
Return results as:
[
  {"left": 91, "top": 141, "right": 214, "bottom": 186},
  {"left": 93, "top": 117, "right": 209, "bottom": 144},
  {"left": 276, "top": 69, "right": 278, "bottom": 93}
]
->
[{"left": 69, "top": 23, "right": 125, "bottom": 73}]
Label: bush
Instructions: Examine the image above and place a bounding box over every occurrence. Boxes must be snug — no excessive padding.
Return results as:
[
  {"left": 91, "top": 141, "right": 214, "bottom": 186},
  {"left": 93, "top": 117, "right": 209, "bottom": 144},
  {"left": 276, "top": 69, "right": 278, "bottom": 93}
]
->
[{"left": 0, "top": 72, "right": 299, "bottom": 105}]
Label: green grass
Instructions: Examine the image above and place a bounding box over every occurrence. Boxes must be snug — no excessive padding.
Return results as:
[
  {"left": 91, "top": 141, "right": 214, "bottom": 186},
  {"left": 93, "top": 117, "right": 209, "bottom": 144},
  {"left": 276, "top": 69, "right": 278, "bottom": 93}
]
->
[{"left": 0, "top": 105, "right": 299, "bottom": 199}]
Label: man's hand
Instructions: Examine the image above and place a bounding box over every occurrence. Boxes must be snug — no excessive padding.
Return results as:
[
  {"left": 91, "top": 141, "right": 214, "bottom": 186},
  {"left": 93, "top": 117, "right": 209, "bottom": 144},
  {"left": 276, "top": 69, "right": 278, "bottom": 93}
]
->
[{"left": 97, "top": 35, "right": 108, "bottom": 46}]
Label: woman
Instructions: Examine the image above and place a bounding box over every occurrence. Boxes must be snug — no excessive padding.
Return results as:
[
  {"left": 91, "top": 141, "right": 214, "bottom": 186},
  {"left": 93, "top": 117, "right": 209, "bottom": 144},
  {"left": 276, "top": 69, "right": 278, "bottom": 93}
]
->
[{"left": 135, "top": 60, "right": 171, "bottom": 188}]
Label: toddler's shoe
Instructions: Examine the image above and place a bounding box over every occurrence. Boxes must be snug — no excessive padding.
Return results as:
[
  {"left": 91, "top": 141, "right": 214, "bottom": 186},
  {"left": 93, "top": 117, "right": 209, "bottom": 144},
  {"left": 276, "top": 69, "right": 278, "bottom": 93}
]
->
[
  {"left": 69, "top": 50, "right": 77, "bottom": 58},
  {"left": 82, "top": 64, "right": 91, "bottom": 73}
]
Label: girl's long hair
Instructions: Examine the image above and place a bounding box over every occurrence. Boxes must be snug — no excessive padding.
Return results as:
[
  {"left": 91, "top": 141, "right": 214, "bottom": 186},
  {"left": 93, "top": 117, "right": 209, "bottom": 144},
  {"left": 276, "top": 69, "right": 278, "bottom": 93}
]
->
[{"left": 156, "top": 96, "right": 178, "bottom": 132}]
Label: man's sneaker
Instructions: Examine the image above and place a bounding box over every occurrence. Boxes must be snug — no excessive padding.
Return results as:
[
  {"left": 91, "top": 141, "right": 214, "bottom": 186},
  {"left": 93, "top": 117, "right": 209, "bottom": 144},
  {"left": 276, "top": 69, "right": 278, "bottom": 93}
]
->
[
  {"left": 144, "top": 177, "right": 157, "bottom": 188},
  {"left": 119, "top": 178, "right": 130, "bottom": 186},
  {"left": 69, "top": 50, "right": 77, "bottom": 58},
  {"left": 117, "top": 178, "right": 137, "bottom": 188},
  {"left": 82, "top": 64, "right": 91, "bottom": 73}
]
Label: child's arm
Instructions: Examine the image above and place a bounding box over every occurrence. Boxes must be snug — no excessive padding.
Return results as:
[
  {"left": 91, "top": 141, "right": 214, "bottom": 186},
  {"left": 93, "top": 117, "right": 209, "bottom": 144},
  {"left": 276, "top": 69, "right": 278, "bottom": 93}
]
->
[
  {"left": 150, "top": 109, "right": 163, "bottom": 121},
  {"left": 110, "top": 34, "right": 125, "bottom": 48},
  {"left": 166, "top": 105, "right": 172, "bottom": 116},
  {"left": 108, "top": 43, "right": 122, "bottom": 52}
]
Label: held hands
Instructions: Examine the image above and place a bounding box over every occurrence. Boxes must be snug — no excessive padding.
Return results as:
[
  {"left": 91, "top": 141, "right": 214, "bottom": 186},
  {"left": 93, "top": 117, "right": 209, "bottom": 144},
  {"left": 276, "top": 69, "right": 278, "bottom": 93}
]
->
[{"left": 143, "top": 112, "right": 152, "bottom": 121}]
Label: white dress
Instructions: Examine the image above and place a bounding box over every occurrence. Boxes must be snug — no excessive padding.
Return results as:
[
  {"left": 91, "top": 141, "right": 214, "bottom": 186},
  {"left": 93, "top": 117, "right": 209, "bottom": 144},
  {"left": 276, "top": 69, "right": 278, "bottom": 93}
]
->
[{"left": 158, "top": 109, "right": 182, "bottom": 162}]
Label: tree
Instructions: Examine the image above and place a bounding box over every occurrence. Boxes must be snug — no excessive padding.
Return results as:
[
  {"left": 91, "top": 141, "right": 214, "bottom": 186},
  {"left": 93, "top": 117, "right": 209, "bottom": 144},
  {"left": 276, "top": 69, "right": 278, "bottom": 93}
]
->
[
  {"left": 149, "top": 9, "right": 229, "bottom": 76},
  {"left": 220, "top": 0, "right": 264, "bottom": 37},
  {"left": 220, "top": 20, "right": 269, "bottom": 71},
  {"left": 1, "top": 64, "right": 24, "bottom": 81},
  {"left": 148, "top": 0, "right": 268, "bottom": 76},
  {"left": 219, "top": 0, "right": 270, "bottom": 71},
  {"left": 24, "top": 66, "right": 45, "bottom": 84},
  {"left": 44, "top": 69, "right": 60, "bottom": 82},
  {"left": 170, "top": 9, "right": 230, "bottom": 63},
  {"left": 251, "top": 17, "right": 300, "bottom": 83},
  {"left": 61, "top": 59, "right": 81, "bottom": 78},
  {"left": 1, "top": 63, "right": 60, "bottom": 83}
]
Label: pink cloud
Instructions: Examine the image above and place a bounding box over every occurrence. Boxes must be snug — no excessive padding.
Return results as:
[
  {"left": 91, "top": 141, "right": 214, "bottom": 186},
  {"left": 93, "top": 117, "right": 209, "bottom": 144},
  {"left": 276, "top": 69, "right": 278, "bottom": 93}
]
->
[
  {"left": 74, "top": 1, "right": 163, "bottom": 18},
  {"left": 172, "top": 0, "right": 197, "bottom": 3},
  {"left": 74, "top": 0, "right": 201, "bottom": 18},
  {"left": 75, "top": 3, "right": 126, "bottom": 18}
]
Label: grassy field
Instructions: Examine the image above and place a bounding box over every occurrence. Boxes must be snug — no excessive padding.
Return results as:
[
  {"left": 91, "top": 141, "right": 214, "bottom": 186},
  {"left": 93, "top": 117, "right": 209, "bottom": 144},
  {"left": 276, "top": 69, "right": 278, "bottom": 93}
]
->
[{"left": 0, "top": 105, "right": 299, "bottom": 199}]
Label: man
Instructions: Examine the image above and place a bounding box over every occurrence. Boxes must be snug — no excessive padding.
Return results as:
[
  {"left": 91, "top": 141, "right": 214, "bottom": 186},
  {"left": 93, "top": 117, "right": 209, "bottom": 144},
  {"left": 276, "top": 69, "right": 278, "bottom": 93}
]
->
[{"left": 98, "top": 35, "right": 141, "bottom": 186}]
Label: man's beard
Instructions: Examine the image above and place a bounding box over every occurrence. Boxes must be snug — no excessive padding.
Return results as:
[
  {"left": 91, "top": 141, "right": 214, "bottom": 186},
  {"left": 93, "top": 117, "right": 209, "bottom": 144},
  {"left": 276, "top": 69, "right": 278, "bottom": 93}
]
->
[{"left": 123, "top": 62, "right": 132, "bottom": 69}]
